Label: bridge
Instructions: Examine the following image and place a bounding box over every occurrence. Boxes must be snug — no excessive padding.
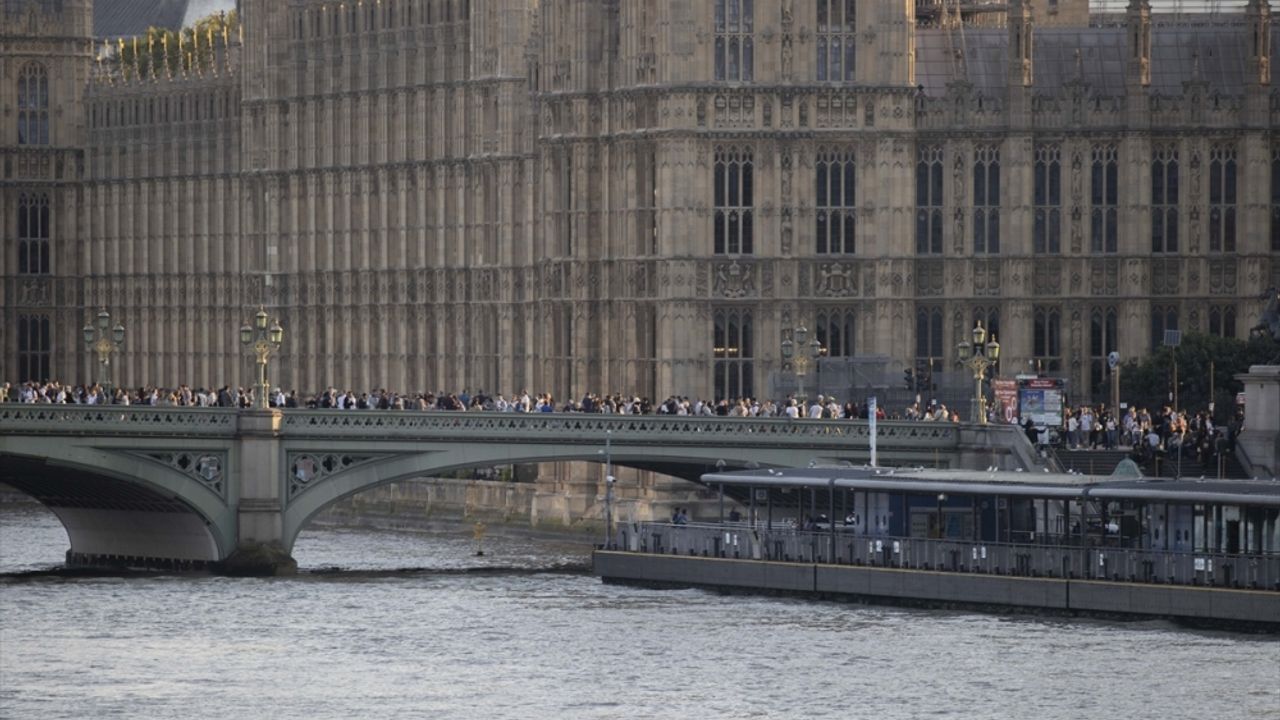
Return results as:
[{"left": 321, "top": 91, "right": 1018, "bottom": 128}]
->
[{"left": 0, "top": 405, "right": 1044, "bottom": 574}]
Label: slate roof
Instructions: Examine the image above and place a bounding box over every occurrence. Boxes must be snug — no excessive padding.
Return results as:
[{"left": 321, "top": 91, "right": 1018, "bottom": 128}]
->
[
  {"left": 93, "top": 0, "right": 191, "bottom": 39},
  {"left": 917, "top": 24, "right": 1279, "bottom": 96}
]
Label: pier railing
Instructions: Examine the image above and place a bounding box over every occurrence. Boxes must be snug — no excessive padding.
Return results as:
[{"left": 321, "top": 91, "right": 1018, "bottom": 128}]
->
[{"left": 617, "top": 522, "right": 1280, "bottom": 591}]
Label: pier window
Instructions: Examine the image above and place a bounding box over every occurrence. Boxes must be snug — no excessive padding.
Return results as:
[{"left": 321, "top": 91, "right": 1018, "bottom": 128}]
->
[
  {"left": 973, "top": 144, "right": 1000, "bottom": 254},
  {"left": 1151, "top": 143, "right": 1179, "bottom": 253},
  {"left": 915, "top": 305, "right": 944, "bottom": 375},
  {"left": 916, "top": 145, "right": 944, "bottom": 255},
  {"left": 713, "top": 308, "right": 754, "bottom": 401},
  {"left": 816, "top": 0, "right": 856, "bottom": 82},
  {"left": 1150, "top": 305, "right": 1179, "bottom": 353},
  {"left": 17, "top": 314, "right": 51, "bottom": 382},
  {"left": 1208, "top": 305, "right": 1236, "bottom": 339},
  {"left": 17, "top": 63, "right": 49, "bottom": 146},
  {"left": 815, "top": 148, "right": 855, "bottom": 254},
  {"left": 714, "top": 146, "right": 754, "bottom": 255},
  {"left": 1033, "top": 144, "right": 1061, "bottom": 254},
  {"left": 1208, "top": 143, "right": 1237, "bottom": 253},
  {"left": 815, "top": 307, "right": 855, "bottom": 358},
  {"left": 714, "top": 0, "right": 754, "bottom": 82},
  {"left": 17, "top": 192, "right": 50, "bottom": 275},
  {"left": 1090, "top": 143, "right": 1118, "bottom": 253},
  {"left": 1089, "top": 307, "right": 1118, "bottom": 400},
  {"left": 1033, "top": 305, "right": 1062, "bottom": 373}
]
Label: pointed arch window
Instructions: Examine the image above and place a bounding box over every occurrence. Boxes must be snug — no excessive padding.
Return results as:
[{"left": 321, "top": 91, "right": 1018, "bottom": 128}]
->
[
  {"left": 815, "top": 148, "right": 855, "bottom": 254},
  {"left": 915, "top": 145, "right": 944, "bottom": 255},
  {"left": 17, "top": 314, "right": 51, "bottom": 382},
  {"left": 17, "top": 63, "right": 49, "bottom": 146},
  {"left": 1090, "top": 143, "right": 1118, "bottom": 253},
  {"left": 1151, "top": 305, "right": 1179, "bottom": 352},
  {"left": 713, "top": 308, "right": 754, "bottom": 400},
  {"left": 973, "top": 145, "right": 1000, "bottom": 254},
  {"left": 714, "top": 0, "right": 754, "bottom": 82},
  {"left": 1151, "top": 143, "right": 1179, "bottom": 253},
  {"left": 816, "top": 0, "right": 856, "bottom": 82},
  {"left": 714, "top": 146, "right": 754, "bottom": 255},
  {"left": 1033, "top": 305, "right": 1062, "bottom": 373},
  {"left": 1208, "top": 143, "right": 1237, "bottom": 253},
  {"left": 1208, "top": 305, "right": 1236, "bottom": 339},
  {"left": 17, "top": 192, "right": 50, "bottom": 275},
  {"left": 1089, "top": 306, "right": 1118, "bottom": 400},
  {"left": 1033, "top": 144, "right": 1061, "bottom": 254},
  {"left": 815, "top": 307, "right": 856, "bottom": 357}
]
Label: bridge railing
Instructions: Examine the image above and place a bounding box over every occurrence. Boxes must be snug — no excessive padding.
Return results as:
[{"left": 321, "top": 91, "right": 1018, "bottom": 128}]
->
[
  {"left": 0, "top": 404, "right": 239, "bottom": 437},
  {"left": 279, "top": 409, "right": 961, "bottom": 448},
  {"left": 619, "top": 522, "right": 1280, "bottom": 591},
  {"left": 0, "top": 403, "right": 999, "bottom": 453}
]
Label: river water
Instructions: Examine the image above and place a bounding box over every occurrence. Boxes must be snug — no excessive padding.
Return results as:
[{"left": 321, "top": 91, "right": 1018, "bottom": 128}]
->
[{"left": 2, "top": 502, "right": 1277, "bottom": 720}]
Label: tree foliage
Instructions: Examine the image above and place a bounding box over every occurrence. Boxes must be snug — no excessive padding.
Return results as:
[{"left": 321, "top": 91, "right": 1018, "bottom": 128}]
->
[{"left": 1118, "top": 332, "right": 1280, "bottom": 421}]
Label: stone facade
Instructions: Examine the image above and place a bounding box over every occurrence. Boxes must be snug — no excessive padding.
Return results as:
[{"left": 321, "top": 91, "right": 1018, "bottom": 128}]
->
[{"left": 2, "top": 0, "right": 1277, "bottom": 404}]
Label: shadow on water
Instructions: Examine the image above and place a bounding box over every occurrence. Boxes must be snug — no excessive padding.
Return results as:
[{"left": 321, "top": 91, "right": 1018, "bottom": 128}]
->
[{"left": 0, "top": 561, "right": 591, "bottom": 583}]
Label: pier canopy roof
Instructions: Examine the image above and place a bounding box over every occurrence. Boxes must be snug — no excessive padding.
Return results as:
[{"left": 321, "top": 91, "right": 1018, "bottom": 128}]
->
[{"left": 702, "top": 467, "right": 1280, "bottom": 508}]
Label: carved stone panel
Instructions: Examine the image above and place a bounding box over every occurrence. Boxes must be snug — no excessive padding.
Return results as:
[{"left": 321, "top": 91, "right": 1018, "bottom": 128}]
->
[
  {"left": 813, "top": 261, "right": 858, "bottom": 298},
  {"left": 1150, "top": 257, "right": 1181, "bottom": 296},
  {"left": 1090, "top": 258, "right": 1119, "bottom": 296},
  {"left": 1032, "top": 259, "right": 1062, "bottom": 296},
  {"left": 915, "top": 260, "right": 944, "bottom": 297},
  {"left": 712, "top": 260, "right": 757, "bottom": 299},
  {"left": 972, "top": 258, "right": 1001, "bottom": 297},
  {"left": 1208, "top": 258, "right": 1237, "bottom": 296}
]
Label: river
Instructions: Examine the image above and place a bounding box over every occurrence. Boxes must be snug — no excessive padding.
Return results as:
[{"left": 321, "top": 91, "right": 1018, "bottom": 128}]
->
[{"left": 2, "top": 502, "right": 1277, "bottom": 719}]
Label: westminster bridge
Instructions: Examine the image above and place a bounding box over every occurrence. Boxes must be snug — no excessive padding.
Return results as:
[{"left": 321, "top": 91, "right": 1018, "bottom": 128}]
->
[{"left": 0, "top": 405, "right": 1046, "bottom": 574}]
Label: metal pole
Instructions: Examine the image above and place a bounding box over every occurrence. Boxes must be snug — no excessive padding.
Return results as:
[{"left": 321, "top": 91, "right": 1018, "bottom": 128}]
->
[
  {"left": 603, "top": 430, "right": 613, "bottom": 548},
  {"left": 718, "top": 483, "right": 724, "bottom": 524}
]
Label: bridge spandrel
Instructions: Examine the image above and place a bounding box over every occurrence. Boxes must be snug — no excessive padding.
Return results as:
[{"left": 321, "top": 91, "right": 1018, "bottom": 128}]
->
[{"left": 0, "top": 405, "right": 239, "bottom": 437}]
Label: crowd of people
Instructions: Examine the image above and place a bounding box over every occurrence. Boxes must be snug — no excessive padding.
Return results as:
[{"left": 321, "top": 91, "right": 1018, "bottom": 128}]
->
[
  {"left": 0, "top": 380, "right": 1241, "bottom": 465},
  {"left": 3, "top": 381, "right": 899, "bottom": 420}
]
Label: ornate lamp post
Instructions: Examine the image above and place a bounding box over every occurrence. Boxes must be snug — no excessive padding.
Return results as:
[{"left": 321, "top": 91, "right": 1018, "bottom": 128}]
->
[
  {"left": 781, "top": 325, "right": 824, "bottom": 404},
  {"left": 83, "top": 309, "right": 125, "bottom": 396},
  {"left": 240, "top": 308, "right": 284, "bottom": 410},
  {"left": 956, "top": 321, "right": 1000, "bottom": 424}
]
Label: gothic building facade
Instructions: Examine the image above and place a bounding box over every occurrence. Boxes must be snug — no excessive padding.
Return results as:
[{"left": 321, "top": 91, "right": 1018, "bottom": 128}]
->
[{"left": 2, "top": 0, "right": 1277, "bottom": 404}]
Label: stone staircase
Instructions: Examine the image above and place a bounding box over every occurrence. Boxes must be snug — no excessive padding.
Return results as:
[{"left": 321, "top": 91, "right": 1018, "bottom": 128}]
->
[
  {"left": 1053, "top": 448, "right": 1135, "bottom": 477},
  {"left": 1142, "top": 450, "right": 1254, "bottom": 480}
]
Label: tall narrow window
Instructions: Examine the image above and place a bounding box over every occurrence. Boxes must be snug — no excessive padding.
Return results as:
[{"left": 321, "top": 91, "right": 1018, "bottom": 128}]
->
[
  {"left": 1032, "top": 306, "right": 1062, "bottom": 373},
  {"left": 1150, "top": 305, "right": 1179, "bottom": 352},
  {"left": 815, "top": 0, "right": 856, "bottom": 82},
  {"left": 1272, "top": 146, "right": 1280, "bottom": 252},
  {"left": 1033, "top": 143, "right": 1061, "bottom": 254},
  {"left": 713, "top": 308, "right": 754, "bottom": 400},
  {"left": 815, "top": 307, "right": 856, "bottom": 357},
  {"left": 714, "top": 0, "right": 754, "bottom": 82},
  {"left": 1208, "top": 143, "right": 1237, "bottom": 253},
  {"left": 1089, "top": 307, "right": 1118, "bottom": 400},
  {"left": 1090, "top": 143, "right": 1118, "bottom": 253},
  {"left": 915, "top": 305, "right": 944, "bottom": 375},
  {"left": 916, "top": 145, "right": 944, "bottom": 255},
  {"left": 815, "top": 148, "right": 855, "bottom": 254},
  {"left": 17, "top": 63, "right": 49, "bottom": 146},
  {"left": 973, "top": 145, "right": 1000, "bottom": 254},
  {"left": 17, "top": 314, "right": 51, "bottom": 382},
  {"left": 17, "top": 192, "right": 50, "bottom": 275},
  {"left": 714, "top": 146, "right": 754, "bottom": 255},
  {"left": 1208, "top": 305, "right": 1237, "bottom": 339},
  {"left": 1151, "top": 143, "right": 1179, "bottom": 253}
]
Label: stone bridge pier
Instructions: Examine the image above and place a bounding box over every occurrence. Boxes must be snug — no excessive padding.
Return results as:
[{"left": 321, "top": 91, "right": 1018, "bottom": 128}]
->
[{"left": 0, "top": 405, "right": 1051, "bottom": 575}]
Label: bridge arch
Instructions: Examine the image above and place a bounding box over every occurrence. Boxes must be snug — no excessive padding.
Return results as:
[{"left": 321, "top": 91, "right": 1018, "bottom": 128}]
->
[
  {"left": 0, "top": 439, "right": 236, "bottom": 567},
  {"left": 279, "top": 442, "right": 822, "bottom": 552}
]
